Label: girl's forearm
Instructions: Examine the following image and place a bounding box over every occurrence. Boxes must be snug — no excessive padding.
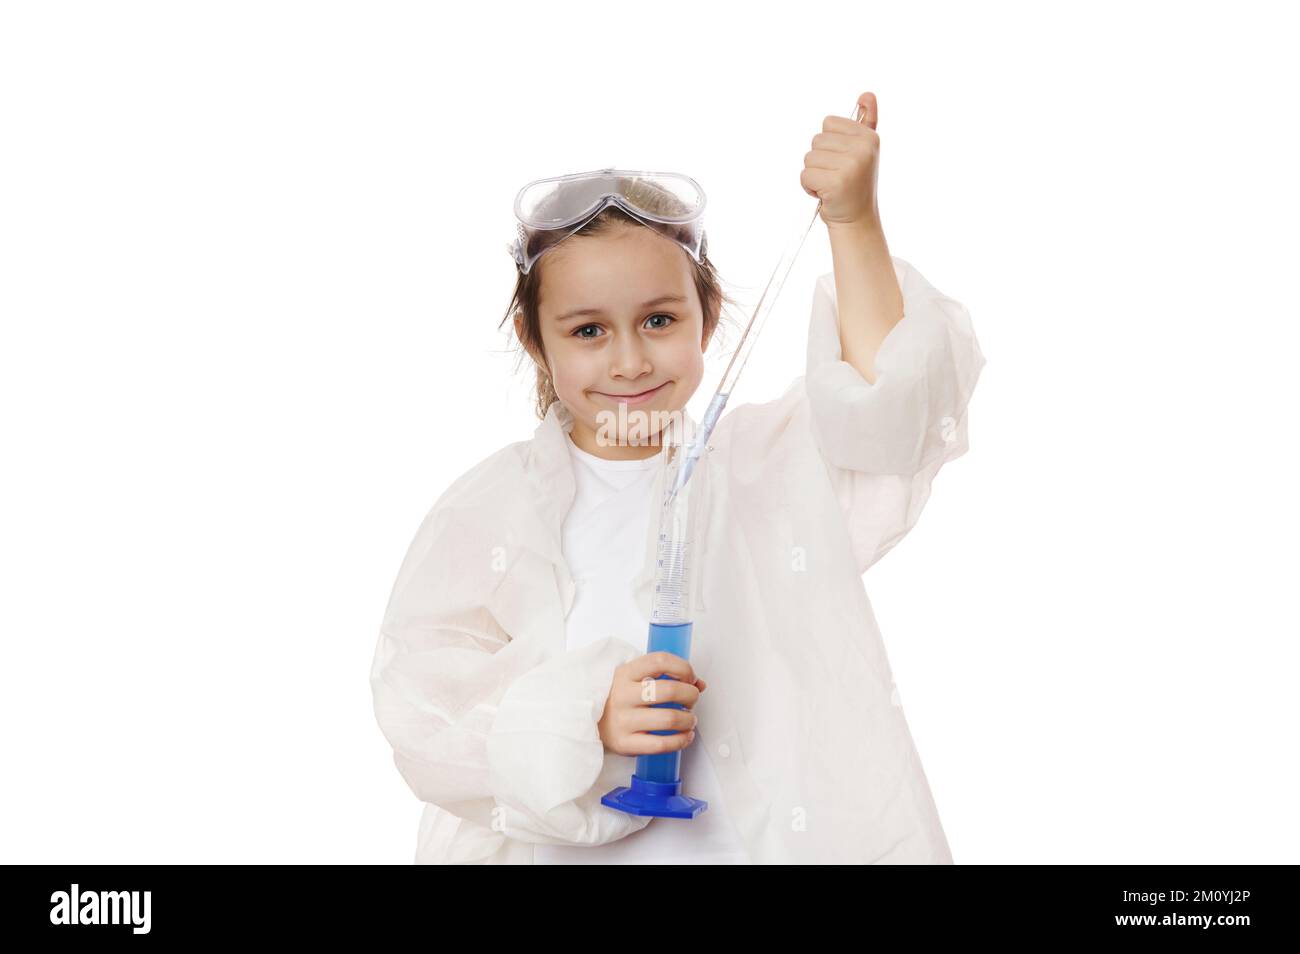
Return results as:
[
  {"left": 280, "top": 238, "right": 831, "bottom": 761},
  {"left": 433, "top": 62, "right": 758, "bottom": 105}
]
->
[{"left": 825, "top": 215, "right": 903, "bottom": 386}]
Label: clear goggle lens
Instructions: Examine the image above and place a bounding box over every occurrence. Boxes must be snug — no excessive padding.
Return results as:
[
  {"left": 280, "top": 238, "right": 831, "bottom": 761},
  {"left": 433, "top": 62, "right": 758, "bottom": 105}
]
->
[{"left": 509, "top": 168, "right": 708, "bottom": 273}]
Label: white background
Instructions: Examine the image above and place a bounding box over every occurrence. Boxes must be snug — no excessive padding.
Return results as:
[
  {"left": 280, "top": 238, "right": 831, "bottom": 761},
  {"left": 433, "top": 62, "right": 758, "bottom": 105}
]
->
[{"left": 2, "top": 1, "right": 1296, "bottom": 864}]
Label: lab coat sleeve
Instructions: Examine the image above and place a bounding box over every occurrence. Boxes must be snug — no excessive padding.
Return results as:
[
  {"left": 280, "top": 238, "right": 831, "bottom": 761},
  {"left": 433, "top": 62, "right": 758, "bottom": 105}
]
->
[
  {"left": 483, "top": 634, "right": 657, "bottom": 846},
  {"left": 370, "top": 504, "right": 653, "bottom": 850},
  {"left": 804, "top": 257, "right": 986, "bottom": 572}
]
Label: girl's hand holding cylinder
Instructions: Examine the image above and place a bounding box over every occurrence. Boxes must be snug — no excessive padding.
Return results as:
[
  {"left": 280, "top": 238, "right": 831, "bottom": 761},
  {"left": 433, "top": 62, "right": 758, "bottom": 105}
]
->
[{"left": 598, "top": 651, "right": 708, "bottom": 756}]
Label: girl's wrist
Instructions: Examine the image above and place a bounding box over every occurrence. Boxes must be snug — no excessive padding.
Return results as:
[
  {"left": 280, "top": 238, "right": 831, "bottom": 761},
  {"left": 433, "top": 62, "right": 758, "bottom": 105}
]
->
[{"left": 825, "top": 210, "right": 883, "bottom": 237}]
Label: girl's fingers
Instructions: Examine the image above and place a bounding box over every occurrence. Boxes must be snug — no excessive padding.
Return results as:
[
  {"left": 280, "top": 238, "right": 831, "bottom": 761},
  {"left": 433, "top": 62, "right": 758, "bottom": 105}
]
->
[
  {"left": 811, "top": 130, "right": 857, "bottom": 154},
  {"left": 626, "top": 705, "right": 697, "bottom": 736},
  {"left": 625, "top": 651, "right": 696, "bottom": 685},
  {"left": 807, "top": 151, "right": 854, "bottom": 174},
  {"left": 628, "top": 674, "right": 701, "bottom": 707},
  {"left": 622, "top": 728, "right": 696, "bottom": 756},
  {"left": 800, "top": 166, "right": 835, "bottom": 198},
  {"left": 821, "top": 115, "right": 872, "bottom": 138}
]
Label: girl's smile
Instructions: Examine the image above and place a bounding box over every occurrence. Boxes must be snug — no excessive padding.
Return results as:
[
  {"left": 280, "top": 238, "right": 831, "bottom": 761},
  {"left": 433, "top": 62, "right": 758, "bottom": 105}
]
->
[{"left": 592, "top": 381, "right": 671, "bottom": 405}]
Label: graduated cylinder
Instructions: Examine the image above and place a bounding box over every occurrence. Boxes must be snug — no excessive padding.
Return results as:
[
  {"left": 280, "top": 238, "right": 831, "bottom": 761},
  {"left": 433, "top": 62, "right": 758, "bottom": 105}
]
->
[{"left": 601, "top": 416, "right": 709, "bottom": 818}]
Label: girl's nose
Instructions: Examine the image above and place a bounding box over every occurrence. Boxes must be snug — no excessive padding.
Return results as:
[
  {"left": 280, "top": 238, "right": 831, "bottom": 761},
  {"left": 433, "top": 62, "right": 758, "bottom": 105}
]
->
[{"left": 609, "top": 340, "right": 652, "bottom": 380}]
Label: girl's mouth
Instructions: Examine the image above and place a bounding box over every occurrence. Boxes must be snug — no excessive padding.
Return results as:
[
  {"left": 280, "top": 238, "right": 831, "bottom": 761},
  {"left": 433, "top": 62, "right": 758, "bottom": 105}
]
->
[{"left": 594, "top": 382, "right": 669, "bottom": 406}]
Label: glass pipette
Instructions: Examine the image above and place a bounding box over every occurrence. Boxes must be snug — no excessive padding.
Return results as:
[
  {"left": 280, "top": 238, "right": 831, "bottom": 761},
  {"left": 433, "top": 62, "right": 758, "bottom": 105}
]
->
[{"left": 666, "top": 99, "right": 867, "bottom": 504}]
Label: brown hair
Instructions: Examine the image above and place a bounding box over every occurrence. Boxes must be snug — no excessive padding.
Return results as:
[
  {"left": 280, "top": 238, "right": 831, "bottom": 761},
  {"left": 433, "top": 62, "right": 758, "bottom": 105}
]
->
[{"left": 499, "top": 189, "right": 739, "bottom": 421}]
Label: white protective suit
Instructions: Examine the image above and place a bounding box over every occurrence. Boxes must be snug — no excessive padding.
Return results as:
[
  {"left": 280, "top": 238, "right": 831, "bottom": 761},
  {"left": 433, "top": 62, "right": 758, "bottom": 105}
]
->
[{"left": 369, "top": 256, "right": 986, "bottom": 864}]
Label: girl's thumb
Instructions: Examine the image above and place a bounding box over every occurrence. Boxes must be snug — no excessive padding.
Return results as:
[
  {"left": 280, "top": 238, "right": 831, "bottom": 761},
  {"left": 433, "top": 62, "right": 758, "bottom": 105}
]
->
[{"left": 855, "top": 92, "right": 878, "bottom": 129}]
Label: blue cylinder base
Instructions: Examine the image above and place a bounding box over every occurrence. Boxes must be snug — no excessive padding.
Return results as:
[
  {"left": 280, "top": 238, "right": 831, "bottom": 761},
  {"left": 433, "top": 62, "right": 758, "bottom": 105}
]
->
[{"left": 601, "top": 775, "right": 708, "bottom": 819}]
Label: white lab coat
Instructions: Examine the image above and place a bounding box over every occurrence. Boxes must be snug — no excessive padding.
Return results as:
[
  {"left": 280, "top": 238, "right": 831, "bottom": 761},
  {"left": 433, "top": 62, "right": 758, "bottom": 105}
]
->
[{"left": 369, "top": 256, "right": 986, "bottom": 864}]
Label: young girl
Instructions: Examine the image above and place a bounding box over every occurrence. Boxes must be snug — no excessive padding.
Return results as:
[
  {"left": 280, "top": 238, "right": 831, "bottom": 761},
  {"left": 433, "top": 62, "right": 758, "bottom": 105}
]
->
[{"left": 369, "top": 91, "right": 986, "bottom": 864}]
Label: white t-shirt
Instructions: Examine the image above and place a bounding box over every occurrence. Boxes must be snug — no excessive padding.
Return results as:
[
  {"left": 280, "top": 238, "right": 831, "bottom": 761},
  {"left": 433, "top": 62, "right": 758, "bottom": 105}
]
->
[{"left": 532, "top": 432, "right": 751, "bottom": 864}]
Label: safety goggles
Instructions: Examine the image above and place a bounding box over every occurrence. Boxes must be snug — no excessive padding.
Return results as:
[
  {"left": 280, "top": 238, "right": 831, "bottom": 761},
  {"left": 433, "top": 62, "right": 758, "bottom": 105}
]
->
[{"left": 507, "top": 167, "right": 709, "bottom": 274}]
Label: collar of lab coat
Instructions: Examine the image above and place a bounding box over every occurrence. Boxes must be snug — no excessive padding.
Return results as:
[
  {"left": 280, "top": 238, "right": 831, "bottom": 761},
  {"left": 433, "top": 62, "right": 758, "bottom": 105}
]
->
[{"left": 517, "top": 397, "right": 706, "bottom": 628}]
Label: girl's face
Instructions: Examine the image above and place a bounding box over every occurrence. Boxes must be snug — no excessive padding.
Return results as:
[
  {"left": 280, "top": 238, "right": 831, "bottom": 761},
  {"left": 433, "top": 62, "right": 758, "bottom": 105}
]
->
[{"left": 522, "top": 223, "right": 714, "bottom": 459}]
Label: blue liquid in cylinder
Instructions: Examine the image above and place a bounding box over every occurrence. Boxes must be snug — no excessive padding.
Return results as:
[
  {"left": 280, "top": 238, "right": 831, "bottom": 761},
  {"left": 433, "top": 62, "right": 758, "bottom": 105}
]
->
[{"left": 638, "top": 621, "right": 694, "bottom": 785}]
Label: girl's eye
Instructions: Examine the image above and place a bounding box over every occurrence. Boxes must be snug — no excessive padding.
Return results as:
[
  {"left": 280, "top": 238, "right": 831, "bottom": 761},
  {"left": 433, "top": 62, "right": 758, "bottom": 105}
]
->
[{"left": 570, "top": 314, "right": 676, "bottom": 339}]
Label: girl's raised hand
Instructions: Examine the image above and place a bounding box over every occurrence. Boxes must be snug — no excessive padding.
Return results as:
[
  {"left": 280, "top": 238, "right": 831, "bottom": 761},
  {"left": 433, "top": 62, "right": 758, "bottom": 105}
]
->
[
  {"left": 800, "top": 90, "right": 880, "bottom": 227},
  {"left": 598, "top": 651, "right": 706, "bottom": 757}
]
